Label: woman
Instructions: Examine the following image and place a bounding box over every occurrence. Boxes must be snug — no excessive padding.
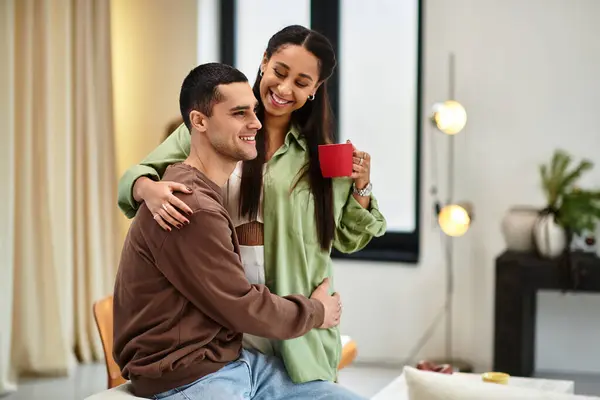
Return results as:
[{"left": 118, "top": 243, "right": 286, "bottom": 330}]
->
[{"left": 117, "top": 25, "right": 386, "bottom": 384}]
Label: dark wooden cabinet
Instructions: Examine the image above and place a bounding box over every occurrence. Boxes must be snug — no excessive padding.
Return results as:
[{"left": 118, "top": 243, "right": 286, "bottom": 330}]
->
[{"left": 493, "top": 251, "right": 600, "bottom": 377}]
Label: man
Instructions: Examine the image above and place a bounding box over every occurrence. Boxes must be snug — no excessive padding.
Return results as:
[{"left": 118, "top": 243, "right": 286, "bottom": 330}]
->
[{"left": 113, "top": 63, "right": 362, "bottom": 399}]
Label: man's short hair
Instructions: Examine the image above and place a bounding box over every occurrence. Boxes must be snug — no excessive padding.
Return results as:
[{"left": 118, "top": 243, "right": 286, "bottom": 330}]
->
[{"left": 179, "top": 63, "right": 249, "bottom": 130}]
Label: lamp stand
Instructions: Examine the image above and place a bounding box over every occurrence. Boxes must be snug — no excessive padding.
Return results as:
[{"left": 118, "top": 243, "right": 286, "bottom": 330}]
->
[
  {"left": 431, "top": 53, "right": 473, "bottom": 373},
  {"left": 404, "top": 52, "right": 473, "bottom": 373},
  {"left": 430, "top": 228, "right": 473, "bottom": 372}
]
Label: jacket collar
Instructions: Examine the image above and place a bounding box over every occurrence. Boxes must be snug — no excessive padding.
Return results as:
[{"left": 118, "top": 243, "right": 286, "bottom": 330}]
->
[{"left": 285, "top": 124, "right": 306, "bottom": 151}]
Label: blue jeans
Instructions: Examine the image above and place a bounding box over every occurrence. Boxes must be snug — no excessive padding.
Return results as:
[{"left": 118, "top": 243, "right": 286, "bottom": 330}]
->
[{"left": 152, "top": 349, "right": 366, "bottom": 400}]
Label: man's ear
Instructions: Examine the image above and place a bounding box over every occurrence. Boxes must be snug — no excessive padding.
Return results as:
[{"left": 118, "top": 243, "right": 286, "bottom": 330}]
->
[{"left": 189, "top": 110, "right": 208, "bottom": 133}]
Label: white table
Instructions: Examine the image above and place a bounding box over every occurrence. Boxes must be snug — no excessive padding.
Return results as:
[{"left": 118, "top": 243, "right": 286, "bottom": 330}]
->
[{"left": 371, "top": 372, "right": 574, "bottom": 400}]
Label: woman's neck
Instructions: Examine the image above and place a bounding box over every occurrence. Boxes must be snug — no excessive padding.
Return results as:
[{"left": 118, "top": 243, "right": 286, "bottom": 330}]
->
[{"left": 264, "top": 114, "right": 291, "bottom": 161}]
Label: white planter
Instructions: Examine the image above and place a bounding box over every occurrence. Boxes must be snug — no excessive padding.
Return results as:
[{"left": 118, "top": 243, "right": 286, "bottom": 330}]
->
[
  {"left": 533, "top": 213, "right": 567, "bottom": 258},
  {"left": 501, "top": 206, "right": 540, "bottom": 252}
]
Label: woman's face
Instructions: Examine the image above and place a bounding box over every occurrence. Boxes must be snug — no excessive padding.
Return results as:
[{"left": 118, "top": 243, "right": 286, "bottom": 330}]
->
[{"left": 259, "top": 45, "right": 321, "bottom": 118}]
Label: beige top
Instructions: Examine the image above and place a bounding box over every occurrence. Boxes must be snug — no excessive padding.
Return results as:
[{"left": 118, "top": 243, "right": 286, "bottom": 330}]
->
[
  {"left": 223, "top": 162, "right": 264, "bottom": 226},
  {"left": 223, "top": 162, "right": 265, "bottom": 246}
]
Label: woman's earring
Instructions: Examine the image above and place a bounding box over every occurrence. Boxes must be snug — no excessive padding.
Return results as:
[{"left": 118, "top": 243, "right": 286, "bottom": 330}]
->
[
  {"left": 259, "top": 70, "right": 264, "bottom": 77},
  {"left": 308, "top": 94, "right": 315, "bottom": 101}
]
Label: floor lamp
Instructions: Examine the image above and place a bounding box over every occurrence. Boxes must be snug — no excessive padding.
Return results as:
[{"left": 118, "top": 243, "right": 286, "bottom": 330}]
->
[
  {"left": 402, "top": 53, "right": 473, "bottom": 373},
  {"left": 431, "top": 53, "right": 473, "bottom": 372}
]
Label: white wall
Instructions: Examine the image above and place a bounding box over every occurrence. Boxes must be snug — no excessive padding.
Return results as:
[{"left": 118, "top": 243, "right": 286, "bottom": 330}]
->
[
  {"left": 197, "top": 0, "right": 220, "bottom": 64},
  {"left": 334, "top": 0, "right": 600, "bottom": 374}
]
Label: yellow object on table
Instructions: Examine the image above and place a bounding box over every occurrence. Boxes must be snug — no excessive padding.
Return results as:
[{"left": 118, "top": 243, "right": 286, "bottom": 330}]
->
[{"left": 482, "top": 372, "right": 510, "bottom": 384}]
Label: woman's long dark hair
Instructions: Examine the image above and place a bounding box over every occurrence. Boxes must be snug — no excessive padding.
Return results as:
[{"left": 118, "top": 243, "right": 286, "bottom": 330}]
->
[{"left": 239, "top": 25, "right": 337, "bottom": 251}]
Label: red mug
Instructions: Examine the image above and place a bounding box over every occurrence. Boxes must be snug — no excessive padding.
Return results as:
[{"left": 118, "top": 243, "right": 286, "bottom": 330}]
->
[{"left": 318, "top": 143, "right": 353, "bottom": 178}]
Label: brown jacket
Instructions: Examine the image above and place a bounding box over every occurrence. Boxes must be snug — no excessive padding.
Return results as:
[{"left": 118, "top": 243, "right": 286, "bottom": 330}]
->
[{"left": 113, "top": 163, "right": 324, "bottom": 398}]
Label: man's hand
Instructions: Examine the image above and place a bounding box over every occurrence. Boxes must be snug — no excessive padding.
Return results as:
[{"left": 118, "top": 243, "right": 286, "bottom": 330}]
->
[{"left": 310, "top": 278, "right": 342, "bottom": 329}]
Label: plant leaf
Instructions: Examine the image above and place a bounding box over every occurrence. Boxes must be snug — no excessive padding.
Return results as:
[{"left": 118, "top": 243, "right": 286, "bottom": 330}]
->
[{"left": 555, "top": 160, "right": 593, "bottom": 196}]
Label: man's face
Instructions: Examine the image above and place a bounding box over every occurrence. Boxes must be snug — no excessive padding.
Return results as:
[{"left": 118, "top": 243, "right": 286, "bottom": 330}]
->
[{"left": 204, "top": 82, "right": 261, "bottom": 162}]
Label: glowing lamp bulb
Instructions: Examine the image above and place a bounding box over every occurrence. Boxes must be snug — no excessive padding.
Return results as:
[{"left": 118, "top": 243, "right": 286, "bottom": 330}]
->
[
  {"left": 438, "top": 204, "right": 471, "bottom": 237},
  {"left": 432, "top": 100, "right": 467, "bottom": 135}
]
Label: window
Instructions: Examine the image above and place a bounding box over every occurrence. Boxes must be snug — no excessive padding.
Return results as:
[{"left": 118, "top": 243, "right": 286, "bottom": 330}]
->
[{"left": 219, "top": 0, "right": 423, "bottom": 263}]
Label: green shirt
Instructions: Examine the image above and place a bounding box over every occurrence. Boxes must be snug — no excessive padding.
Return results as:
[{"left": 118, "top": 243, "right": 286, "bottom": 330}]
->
[{"left": 117, "top": 124, "right": 387, "bottom": 383}]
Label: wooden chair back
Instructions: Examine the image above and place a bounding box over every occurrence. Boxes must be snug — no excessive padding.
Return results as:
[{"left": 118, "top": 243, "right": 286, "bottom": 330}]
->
[{"left": 93, "top": 295, "right": 127, "bottom": 389}]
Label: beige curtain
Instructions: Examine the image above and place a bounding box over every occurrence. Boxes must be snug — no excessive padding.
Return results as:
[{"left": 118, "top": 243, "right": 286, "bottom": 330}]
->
[
  {"left": 1, "top": 0, "right": 119, "bottom": 394},
  {"left": 0, "top": 0, "right": 17, "bottom": 394}
]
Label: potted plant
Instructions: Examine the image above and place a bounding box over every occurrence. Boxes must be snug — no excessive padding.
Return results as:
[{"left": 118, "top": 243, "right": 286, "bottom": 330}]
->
[
  {"left": 534, "top": 150, "right": 599, "bottom": 258},
  {"left": 556, "top": 188, "right": 600, "bottom": 252}
]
